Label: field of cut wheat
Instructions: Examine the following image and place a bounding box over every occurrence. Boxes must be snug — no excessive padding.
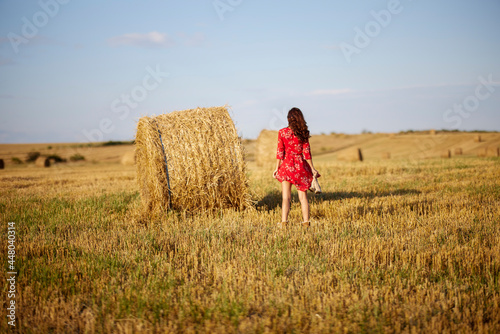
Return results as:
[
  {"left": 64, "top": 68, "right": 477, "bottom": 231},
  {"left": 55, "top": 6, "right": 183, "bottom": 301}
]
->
[{"left": 1, "top": 154, "right": 499, "bottom": 333}]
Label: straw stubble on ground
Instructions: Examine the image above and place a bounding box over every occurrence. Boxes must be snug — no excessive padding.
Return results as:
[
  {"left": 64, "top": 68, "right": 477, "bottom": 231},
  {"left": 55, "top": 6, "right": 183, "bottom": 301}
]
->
[{"left": 0, "top": 157, "right": 499, "bottom": 333}]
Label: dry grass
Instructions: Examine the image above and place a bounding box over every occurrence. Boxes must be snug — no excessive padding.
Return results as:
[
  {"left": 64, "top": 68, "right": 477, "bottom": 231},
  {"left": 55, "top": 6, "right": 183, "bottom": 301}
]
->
[
  {"left": 0, "top": 142, "right": 134, "bottom": 168},
  {"left": 134, "top": 106, "right": 251, "bottom": 214},
  {"left": 1, "top": 133, "right": 500, "bottom": 333},
  {"left": 1, "top": 153, "right": 499, "bottom": 333},
  {"left": 311, "top": 132, "right": 500, "bottom": 162}
]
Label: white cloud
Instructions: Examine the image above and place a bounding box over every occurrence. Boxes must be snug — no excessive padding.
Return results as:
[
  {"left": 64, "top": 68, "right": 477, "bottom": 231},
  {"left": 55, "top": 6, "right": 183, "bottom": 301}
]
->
[{"left": 108, "top": 31, "right": 175, "bottom": 48}]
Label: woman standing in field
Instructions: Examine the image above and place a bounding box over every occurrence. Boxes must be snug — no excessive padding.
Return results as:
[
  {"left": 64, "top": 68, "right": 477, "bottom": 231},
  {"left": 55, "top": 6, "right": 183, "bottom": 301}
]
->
[{"left": 273, "top": 108, "right": 320, "bottom": 227}]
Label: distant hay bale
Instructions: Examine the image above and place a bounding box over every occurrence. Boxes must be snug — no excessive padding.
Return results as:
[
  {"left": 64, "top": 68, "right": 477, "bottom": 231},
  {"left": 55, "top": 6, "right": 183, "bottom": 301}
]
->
[
  {"left": 135, "top": 106, "right": 251, "bottom": 214},
  {"left": 381, "top": 152, "right": 391, "bottom": 159},
  {"left": 0, "top": 159, "right": 4, "bottom": 169},
  {"left": 121, "top": 150, "right": 135, "bottom": 165},
  {"left": 475, "top": 135, "right": 482, "bottom": 143},
  {"left": 338, "top": 148, "right": 363, "bottom": 162},
  {"left": 454, "top": 148, "right": 463, "bottom": 156},
  {"left": 486, "top": 147, "right": 500, "bottom": 157},
  {"left": 429, "top": 129, "right": 436, "bottom": 135},
  {"left": 477, "top": 148, "right": 487, "bottom": 157},
  {"left": 35, "top": 156, "right": 50, "bottom": 167},
  {"left": 256, "top": 130, "right": 278, "bottom": 167},
  {"left": 440, "top": 150, "right": 451, "bottom": 159}
]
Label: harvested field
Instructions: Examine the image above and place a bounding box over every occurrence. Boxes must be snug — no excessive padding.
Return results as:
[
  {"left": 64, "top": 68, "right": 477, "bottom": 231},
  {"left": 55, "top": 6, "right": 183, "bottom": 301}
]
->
[{"left": 1, "top": 132, "right": 499, "bottom": 332}]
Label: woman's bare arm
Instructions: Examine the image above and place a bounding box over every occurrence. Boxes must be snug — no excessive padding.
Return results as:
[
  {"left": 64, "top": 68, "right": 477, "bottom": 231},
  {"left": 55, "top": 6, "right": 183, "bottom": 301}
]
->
[
  {"left": 273, "top": 159, "right": 282, "bottom": 178},
  {"left": 306, "top": 158, "right": 319, "bottom": 177}
]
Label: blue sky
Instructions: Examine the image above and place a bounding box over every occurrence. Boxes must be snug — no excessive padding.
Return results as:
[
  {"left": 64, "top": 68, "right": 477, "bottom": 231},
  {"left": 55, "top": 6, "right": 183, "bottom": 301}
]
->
[{"left": 1, "top": 0, "right": 499, "bottom": 143}]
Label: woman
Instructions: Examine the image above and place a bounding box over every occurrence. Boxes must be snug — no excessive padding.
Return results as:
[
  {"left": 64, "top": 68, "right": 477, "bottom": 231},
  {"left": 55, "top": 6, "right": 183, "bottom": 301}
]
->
[{"left": 273, "top": 108, "right": 320, "bottom": 227}]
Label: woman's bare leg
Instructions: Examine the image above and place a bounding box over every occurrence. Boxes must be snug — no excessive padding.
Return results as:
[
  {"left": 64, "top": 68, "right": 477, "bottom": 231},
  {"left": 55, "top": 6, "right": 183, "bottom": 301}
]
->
[
  {"left": 281, "top": 181, "right": 292, "bottom": 222},
  {"left": 298, "top": 190, "right": 309, "bottom": 223}
]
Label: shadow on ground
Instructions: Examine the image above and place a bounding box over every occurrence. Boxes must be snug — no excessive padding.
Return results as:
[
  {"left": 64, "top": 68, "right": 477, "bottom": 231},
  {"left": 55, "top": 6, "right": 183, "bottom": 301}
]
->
[{"left": 256, "top": 189, "right": 421, "bottom": 212}]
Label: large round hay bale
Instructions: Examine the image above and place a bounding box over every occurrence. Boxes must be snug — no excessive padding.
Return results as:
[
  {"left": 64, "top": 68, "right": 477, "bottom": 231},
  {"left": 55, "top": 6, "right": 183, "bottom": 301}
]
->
[
  {"left": 429, "top": 129, "right": 436, "bottom": 135},
  {"left": 454, "top": 148, "right": 463, "bottom": 156},
  {"left": 474, "top": 135, "right": 482, "bottom": 143},
  {"left": 477, "top": 147, "right": 487, "bottom": 157},
  {"left": 0, "top": 159, "right": 4, "bottom": 169},
  {"left": 381, "top": 152, "right": 391, "bottom": 159},
  {"left": 256, "top": 130, "right": 278, "bottom": 167},
  {"left": 35, "top": 156, "right": 50, "bottom": 167},
  {"left": 338, "top": 148, "right": 363, "bottom": 162},
  {"left": 486, "top": 147, "right": 500, "bottom": 157},
  {"left": 440, "top": 150, "right": 451, "bottom": 159},
  {"left": 135, "top": 106, "right": 251, "bottom": 213},
  {"left": 121, "top": 150, "right": 135, "bottom": 165}
]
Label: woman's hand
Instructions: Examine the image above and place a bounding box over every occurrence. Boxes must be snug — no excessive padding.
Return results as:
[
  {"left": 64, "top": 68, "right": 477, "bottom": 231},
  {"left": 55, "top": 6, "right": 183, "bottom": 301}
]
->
[
  {"left": 273, "top": 169, "right": 279, "bottom": 179},
  {"left": 312, "top": 168, "right": 320, "bottom": 178}
]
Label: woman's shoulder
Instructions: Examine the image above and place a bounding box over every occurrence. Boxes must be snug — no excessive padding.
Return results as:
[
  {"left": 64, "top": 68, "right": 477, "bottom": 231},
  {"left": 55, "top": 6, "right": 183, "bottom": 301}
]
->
[{"left": 279, "top": 127, "right": 291, "bottom": 134}]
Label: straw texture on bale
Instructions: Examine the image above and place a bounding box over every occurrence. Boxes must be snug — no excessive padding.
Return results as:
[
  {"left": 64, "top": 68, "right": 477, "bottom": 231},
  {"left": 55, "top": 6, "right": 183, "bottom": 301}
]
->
[
  {"left": 338, "top": 148, "right": 363, "bottom": 162},
  {"left": 454, "top": 148, "right": 463, "bottom": 156},
  {"left": 256, "top": 130, "right": 278, "bottom": 167},
  {"left": 429, "top": 129, "right": 436, "bottom": 135},
  {"left": 135, "top": 106, "right": 251, "bottom": 213},
  {"left": 120, "top": 150, "right": 136, "bottom": 166},
  {"left": 475, "top": 135, "right": 482, "bottom": 143},
  {"left": 441, "top": 150, "right": 451, "bottom": 159},
  {"left": 381, "top": 152, "right": 391, "bottom": 159},
  {"left": 476, "top": 147, "right": 498, "bottom": 157},
  {"left": 35, "top": 156, "right": 50, "bottom": 167}
]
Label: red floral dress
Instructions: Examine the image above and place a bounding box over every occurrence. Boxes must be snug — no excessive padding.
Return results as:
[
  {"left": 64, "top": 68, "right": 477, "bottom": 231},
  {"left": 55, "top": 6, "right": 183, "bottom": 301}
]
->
[{"left": 275, "top": 127, "right": 318, "bottom": 191}]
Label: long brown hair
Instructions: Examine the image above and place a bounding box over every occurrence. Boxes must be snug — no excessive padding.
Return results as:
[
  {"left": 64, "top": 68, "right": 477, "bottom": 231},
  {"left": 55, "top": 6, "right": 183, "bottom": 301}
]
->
[{"left": 287, "top": 107, "right": 310, "bottom": 143}]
